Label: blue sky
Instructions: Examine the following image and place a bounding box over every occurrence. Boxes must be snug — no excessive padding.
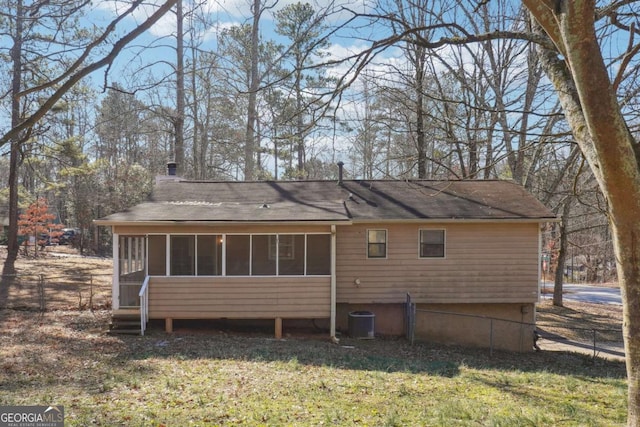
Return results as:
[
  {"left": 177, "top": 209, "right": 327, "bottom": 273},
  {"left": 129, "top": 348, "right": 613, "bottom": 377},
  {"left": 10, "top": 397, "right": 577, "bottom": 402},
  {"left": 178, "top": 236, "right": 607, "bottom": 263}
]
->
[{"left": 85, "top": 0, "right": 400, "bottom": 101}]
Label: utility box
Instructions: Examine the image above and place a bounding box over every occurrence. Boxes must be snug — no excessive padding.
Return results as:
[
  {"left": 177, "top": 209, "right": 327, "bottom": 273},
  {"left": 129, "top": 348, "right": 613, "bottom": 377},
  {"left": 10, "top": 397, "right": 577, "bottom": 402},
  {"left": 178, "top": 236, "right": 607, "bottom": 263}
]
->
[{"left": 348, "top": 311, "right": 375, "bottom": 339}]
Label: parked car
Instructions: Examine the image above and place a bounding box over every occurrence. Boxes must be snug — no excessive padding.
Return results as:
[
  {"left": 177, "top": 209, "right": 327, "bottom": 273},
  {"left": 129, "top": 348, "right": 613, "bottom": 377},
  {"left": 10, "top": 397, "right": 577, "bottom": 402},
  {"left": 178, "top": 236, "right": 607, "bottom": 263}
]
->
[{"left": 59, "top": 228, "right": 80, "bottom": 245}]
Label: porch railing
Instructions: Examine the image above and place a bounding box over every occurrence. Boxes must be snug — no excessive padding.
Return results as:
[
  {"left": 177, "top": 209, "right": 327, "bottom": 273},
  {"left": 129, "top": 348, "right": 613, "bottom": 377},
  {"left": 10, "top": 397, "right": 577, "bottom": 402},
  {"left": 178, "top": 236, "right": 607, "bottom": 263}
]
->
[{"left": 138, "top": 276, "right": 150, "bottom": 335}]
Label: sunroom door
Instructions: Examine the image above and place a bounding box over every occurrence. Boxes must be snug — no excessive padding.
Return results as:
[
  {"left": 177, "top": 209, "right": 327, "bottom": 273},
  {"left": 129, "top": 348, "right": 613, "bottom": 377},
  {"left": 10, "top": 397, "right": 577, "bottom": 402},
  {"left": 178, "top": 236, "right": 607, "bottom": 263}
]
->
[{"left": 118, "top": 235, "right": 146, "bottom": 308}]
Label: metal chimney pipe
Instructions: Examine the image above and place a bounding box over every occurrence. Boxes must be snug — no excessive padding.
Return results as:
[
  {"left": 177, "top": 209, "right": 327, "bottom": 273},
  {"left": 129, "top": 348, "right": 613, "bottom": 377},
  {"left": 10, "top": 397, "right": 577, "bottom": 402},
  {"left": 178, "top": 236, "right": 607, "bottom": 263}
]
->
[{"left": 337, "top": 161, "right": 344, "bottom": 185}]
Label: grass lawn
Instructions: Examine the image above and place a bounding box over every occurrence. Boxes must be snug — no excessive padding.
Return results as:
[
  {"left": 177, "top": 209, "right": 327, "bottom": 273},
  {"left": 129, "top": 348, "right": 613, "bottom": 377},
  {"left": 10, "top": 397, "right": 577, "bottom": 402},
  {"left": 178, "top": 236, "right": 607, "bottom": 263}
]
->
[
  {"left": 0, "top": 249, "right": 629, "bottom": 426},
  {"left": 0, "top": 309, "right": 627, "bottom": 426}
]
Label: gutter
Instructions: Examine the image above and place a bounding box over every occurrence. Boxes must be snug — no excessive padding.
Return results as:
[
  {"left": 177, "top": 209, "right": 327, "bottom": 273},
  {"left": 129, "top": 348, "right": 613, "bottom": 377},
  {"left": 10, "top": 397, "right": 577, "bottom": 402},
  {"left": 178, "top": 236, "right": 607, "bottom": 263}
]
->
[
  {"left": 93, "top": 217, "right": 559, "bottom": 228},
  {"left": 330, "top": 224, "right": 338, "bottom": 343},
  {"left": 347, "top": 217, "right": 560, "bottom": 224},
  {"left": 93, "top": 219, "right": 353, "bottom": 227}
]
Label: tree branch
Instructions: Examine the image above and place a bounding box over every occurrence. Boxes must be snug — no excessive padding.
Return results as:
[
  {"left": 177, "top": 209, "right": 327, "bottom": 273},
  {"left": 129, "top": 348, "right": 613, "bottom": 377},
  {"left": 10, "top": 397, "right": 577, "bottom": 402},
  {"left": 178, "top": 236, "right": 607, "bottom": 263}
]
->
[
  {"left": 522, "top": 0, "right": 566, "bottom": 56},
  {"left": 1, "top": 0, "right": 178, "bottom": 147},
  {"left": 18, "top": 0, "right": 145, "bottom": 98},
  {"left": 613, "top": 22, "right": 640, "bottom": 92}
]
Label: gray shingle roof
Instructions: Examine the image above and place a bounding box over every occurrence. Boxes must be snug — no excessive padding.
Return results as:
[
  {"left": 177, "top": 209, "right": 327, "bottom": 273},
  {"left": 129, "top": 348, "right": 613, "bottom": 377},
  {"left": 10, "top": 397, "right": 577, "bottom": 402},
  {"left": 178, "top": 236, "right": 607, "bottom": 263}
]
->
[{"left": 96, "top": 179, "right": 556, "bottom": 224}]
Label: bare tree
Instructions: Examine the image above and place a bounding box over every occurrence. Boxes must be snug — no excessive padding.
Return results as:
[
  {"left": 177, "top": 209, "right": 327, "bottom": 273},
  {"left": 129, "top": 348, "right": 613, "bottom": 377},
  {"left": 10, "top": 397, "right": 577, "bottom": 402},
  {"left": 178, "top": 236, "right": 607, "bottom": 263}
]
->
[
  {"left": 330, "top": 0, "right": 640, "bottom": 422},
  {"left": 174, "top": 0, "right": 186, "bottom": 175},
  {"left": 244, "top": 0, "right": 263, "bottom": 181},
  {"left": 525, "top": 4, "right": 640, "bottom": 423},
  {"left": 0, "top": 0, "right": 178, "bottom": 277}
]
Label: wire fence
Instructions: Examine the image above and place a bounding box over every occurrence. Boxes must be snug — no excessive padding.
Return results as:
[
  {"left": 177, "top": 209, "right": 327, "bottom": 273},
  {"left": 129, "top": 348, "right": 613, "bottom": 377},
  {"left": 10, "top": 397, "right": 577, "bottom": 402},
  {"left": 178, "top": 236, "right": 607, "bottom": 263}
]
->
[
  {"left": 0, "top": 273, "right": 112, "bottom": 312},
  {"left": 405, "top": 294, "right": 624, "bottom": 359},
  {"left": 535, "top": 323, "right": 624, "bottom": 360}
]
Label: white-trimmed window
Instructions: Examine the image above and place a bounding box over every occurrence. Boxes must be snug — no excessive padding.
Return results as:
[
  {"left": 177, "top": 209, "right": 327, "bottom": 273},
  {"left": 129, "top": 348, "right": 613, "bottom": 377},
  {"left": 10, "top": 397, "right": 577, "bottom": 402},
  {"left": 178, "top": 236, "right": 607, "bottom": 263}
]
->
[
  {"left": 420, "top": 229, "right": 445, "bottom": 258},
  {"left": 367, "top": 229, "right": 387, "bottom": 258}
]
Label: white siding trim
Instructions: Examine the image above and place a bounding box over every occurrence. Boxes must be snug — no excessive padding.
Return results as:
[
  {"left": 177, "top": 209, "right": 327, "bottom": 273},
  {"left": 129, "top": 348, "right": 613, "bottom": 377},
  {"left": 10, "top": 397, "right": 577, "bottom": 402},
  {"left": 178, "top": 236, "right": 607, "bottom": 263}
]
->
[
  {"left": 112, "top": 232, "right": 119, "bottom": 310},
  {"left": 165, "top": 234, "right": 170, "bottom": 276},
  {"left": 330, "top": 225, "right": 337, "bottom": 339}
]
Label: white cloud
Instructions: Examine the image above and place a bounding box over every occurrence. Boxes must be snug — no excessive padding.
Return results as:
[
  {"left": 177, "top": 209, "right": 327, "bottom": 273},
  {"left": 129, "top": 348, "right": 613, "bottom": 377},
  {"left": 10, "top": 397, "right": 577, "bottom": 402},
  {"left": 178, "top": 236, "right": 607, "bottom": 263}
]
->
[
  {"left": 95, "top": 0, "right": 372, "bottom": 37},
  {"left": 94, "top": 0, "right": 176, "bottom": 36}
]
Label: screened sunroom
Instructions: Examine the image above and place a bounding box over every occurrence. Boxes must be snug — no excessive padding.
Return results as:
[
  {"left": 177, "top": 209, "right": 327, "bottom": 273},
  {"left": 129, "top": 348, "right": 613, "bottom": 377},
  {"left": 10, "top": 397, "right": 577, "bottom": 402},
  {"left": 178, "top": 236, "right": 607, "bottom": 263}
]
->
[{"left": 116, "top": 232, "right": 332, "bottom": 309}]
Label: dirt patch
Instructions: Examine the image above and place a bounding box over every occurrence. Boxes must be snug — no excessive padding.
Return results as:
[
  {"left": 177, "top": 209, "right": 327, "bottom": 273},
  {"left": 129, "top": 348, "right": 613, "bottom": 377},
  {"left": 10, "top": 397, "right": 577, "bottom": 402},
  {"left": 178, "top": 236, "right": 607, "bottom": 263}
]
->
[{"left": 0, "top": 246, "right": 113, "bottom": 311}]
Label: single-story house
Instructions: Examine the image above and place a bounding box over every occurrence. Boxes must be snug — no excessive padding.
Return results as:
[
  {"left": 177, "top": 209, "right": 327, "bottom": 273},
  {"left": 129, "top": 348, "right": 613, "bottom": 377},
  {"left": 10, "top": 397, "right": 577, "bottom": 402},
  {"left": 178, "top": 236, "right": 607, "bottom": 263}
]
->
[{"left": 95, "top": 166, "right": 556, "bottom": 351}]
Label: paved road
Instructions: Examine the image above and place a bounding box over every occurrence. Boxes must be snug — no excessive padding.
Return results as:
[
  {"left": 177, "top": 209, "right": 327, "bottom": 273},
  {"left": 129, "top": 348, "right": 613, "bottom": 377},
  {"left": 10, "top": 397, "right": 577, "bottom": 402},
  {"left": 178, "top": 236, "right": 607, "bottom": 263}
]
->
[
  {"left": 539, "top": 282, "right": 624, "bottom": 360},
  {"left": 540, "top": 282, "right": 622, "bottom": 305}
]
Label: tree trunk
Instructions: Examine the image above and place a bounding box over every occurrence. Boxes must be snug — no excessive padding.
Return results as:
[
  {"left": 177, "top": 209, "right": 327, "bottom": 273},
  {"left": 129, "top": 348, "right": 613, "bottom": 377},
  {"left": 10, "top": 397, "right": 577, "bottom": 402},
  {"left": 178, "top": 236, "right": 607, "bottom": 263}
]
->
[
  {"left": 244, "top": 0, "right": 261, "bottom": 181},
  {"left": 415, "top": 50, "right": 426, "bottom": 179},
  {"left": 553, "top": 200, "right": 571, "bottom": 306},
  {"left": 525, "top": 2, "right": 640, "bottom": 424},
  {"left": 174, "top": 0, "right": 185, "bottom": 176},
  {"left": 295, "top": 66, "right": 305, "bottom": 179},
  {"left": 3, "top": 0, "right": 24, "bottom": 280}
]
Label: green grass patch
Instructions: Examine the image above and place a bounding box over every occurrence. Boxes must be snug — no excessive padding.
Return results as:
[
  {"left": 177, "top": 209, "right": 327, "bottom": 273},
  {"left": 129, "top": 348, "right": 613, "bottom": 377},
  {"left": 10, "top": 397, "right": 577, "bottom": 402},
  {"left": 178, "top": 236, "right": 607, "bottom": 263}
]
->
[{"left": 0, "top": 310, "right": 628, "bottom": 426}]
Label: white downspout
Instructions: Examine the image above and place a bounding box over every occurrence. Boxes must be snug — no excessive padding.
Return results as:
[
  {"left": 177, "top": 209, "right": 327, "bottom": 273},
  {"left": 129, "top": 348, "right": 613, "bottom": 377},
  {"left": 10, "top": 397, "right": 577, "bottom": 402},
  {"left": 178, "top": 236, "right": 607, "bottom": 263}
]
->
[
  {"left": 536, "top": 223, "right": 543, "bottom": 322},
  {"left": 112, "top": 232, "right": 119, "bottom": 310},
  {"left": 166, "top": 234, "right": 171, "bottom": 276},
  {"left": 330, "top": 225, "right": 338, "bottom": 342}
]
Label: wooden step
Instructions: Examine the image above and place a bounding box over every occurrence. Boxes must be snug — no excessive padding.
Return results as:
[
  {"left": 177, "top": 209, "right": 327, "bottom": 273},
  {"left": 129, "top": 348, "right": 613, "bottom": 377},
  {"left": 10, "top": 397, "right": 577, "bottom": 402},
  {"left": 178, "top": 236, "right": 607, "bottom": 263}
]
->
[
  {"left": 109, "top": 314, "right": 142, "bottom": 335},
  {"left": 111, "top": 320, "right": 140, "bottom": 327},
  {"left": 112, "top": 314, "right": 139, "bottom": 321},
  {"left": 107, "top": 328, "right": 141, "bottom": 335}
]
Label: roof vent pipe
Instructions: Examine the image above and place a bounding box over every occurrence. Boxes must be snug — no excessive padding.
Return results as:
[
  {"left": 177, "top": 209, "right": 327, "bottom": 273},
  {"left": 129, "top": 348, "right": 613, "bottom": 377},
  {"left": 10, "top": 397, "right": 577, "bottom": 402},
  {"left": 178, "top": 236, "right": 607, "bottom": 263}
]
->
[
  {"left": 167, "top": 162, "right": 177, "bottom": 176},
  {"left": 337, "top": 161, "right": 344, "bottom": 185}
]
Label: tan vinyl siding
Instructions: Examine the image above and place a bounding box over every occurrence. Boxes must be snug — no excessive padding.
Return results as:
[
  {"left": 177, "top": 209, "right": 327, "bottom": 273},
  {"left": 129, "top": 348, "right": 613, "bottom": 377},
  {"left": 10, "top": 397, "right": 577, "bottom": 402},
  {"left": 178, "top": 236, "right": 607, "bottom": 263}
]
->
[
  {"left": 148, "top": 276, "right": 330, "bottom": 319},
  {"left": 336, "top": 222, "right": 540, "bottom": 304}
]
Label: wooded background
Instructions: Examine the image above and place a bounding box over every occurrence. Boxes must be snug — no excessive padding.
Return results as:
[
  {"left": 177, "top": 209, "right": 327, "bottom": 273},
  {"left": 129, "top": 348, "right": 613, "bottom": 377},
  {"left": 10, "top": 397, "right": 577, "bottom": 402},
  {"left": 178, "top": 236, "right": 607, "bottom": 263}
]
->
[
  {"left": 4, "top": 1, "right": 640, "bottom": 423},
  {"left": 0, "top": 0, "right": 629, "bottom": 279}
]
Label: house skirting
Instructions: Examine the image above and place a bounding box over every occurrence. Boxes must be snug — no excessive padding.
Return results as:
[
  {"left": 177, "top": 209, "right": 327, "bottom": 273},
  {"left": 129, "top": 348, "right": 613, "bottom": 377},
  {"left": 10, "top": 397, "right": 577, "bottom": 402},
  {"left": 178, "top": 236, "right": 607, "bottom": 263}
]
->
[{"left": 337, "top": 302, "right": 536, "bottom": 352}]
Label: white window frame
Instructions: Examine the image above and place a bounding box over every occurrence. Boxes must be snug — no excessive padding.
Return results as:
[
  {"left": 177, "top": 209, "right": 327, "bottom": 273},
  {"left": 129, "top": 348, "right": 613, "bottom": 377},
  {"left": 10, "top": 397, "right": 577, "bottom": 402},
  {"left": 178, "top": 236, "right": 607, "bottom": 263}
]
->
[
  {"left": 418, "top": 228, "right": 446, "bottom": 259},
  {"left": 142, "top": 232, "right": 332, "bottom": 277},
  {"left": 366, "top": 229, "right": 388, "bottom": 259}
]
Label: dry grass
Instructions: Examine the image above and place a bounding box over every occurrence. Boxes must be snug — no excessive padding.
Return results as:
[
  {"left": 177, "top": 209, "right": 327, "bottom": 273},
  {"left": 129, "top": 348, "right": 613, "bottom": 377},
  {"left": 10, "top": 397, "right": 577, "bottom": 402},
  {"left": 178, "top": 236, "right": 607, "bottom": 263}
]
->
[
  {"left": 0, "top": 250, "right": 629, "bottom": 426},
  {"left": 0, "top": 308, "right": 628, "bottom": 426},
  {"left": 0, "top": 246, "right": 112, "bottom": 311},
  {"left": 537, "top": 299, "right": 623, "bottom": 343}
]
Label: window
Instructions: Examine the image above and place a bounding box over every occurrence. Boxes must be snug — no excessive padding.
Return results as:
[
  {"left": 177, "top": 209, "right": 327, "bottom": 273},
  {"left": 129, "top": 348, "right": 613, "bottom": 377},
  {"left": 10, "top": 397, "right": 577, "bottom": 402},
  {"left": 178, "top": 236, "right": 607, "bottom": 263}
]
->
[
  {"left": 197, "top": 235, "right": 222, "bottom": 275},
  {"left": 279, "top": 235, "right": 304, "bottom": 275},
  {"left": 253, "top": 235, "right": 276, "bottom": 275},
  {"left": 118, "top": 235, "right": 145, "bottom": 307},
  {"left": 118, "top": 235, "right": 145, "bottom": 280},
  {"left": 269, "top": 234, "right": 296, "bottom": 261},
  {"left": 367, "top": 229, "right": 387, "bottom": 258},
  {"left": 226, "top": 235, "right": 251, "bottom": 275},
  {"left": 171, "top": 235, "right": 195, "bottom": 275},
  {"left": 307, "top": 234, "right": 331, "bottom": 275},
  {"left": 420, "top": 229, "right": 445, "bottom": 258},
  {"left": 260, "top": 235, "right": 304, "bottom": 275},
  {"left": 144, "top": 233, "right": 331, "bottom": 277},
  {"left": 148, "top": 235, "right": 167, "bottom": 275}
]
